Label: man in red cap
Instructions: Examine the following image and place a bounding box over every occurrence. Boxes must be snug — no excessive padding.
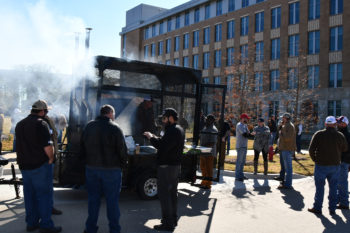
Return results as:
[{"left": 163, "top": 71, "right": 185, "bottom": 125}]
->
[{"left": 235, "top": 113, "right": 251, "bottom": 181}]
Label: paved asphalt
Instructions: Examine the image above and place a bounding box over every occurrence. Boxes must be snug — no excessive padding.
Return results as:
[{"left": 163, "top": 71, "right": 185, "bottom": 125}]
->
[{"left": 1, "top": 167, "right": 350, "bottom": 233}]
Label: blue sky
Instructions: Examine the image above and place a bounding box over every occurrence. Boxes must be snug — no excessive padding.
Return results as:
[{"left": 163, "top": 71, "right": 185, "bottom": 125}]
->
[{"left": 1, "top": 0, "right": 188, "bottom": 60}]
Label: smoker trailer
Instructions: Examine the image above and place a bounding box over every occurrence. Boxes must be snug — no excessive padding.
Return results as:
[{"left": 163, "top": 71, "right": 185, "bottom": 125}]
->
[{"left": 0, "top": 56, "right": 227, "bottom": 200}]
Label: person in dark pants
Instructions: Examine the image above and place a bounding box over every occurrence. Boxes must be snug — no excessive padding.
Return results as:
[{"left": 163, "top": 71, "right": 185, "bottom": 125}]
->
[
  {"left": 81, "top": 105, "right": 127, "bottom": 233},
  {"left": 308, "top": 116, "right": 348, "bottom": 215},
  {"left": 144, "top": 108, "right": 184, "bottom": 232},
  {"left": 251, "top": 118, "right": 270, "bottom": 175},
  {"left": 16, "top": 100, "right": 62, "bottom": 233},
  {"left": 336, "top": 116, "right": 350, "bottom": 209}
]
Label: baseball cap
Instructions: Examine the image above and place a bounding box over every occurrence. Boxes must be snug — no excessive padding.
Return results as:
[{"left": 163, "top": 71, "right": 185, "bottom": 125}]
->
[
  {"left": 240, "top": 113, "right": 251, "bottom": 119},
  {"left": 32, "top": 100, "right": 51, "bottom": 110},
  {"left": 258, "top": 118, "right": 264, "bottom": 122},
  {"left": 162, "top": 108, "right": 178, "bottom": 120},
  {"left": 325, "top": 116, "right": 337, "bottom": 124},
  {"left": 336, "top": 116, "right": 349, "bottom": 125}
]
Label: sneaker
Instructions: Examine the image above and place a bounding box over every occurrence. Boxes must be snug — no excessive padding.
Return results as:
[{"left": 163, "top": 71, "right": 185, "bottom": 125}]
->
[
  {"left": 153, "top": 224, "right": 175, "bottom": 232},
  {"left": 277, "top": 184, "right": 292, "bottom": 190},
  {"left": 26, "top": 225, "right": 39, "bottom": 232},
  {"left": 52, "top": 207, "right": 62, "bottom": 215},
  {"left": 336, "top": 205, "right": 349, "bottom": 210},
  {"left": 308, "top": 208, "right": 322, "bottom": 214},
  {"left": 39, "top": 226, "right": 62, "bottom": 233}
]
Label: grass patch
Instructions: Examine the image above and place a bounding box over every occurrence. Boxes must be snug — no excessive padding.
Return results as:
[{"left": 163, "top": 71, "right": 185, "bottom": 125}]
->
[{"left": 224, "top": 153, "right": 315, "bottom": 176}]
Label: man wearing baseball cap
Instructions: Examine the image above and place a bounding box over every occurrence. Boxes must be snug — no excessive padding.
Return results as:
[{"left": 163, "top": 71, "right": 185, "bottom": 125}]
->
[
  {"left": 15, "top": 100, "right": 62, "bottom": 233},
  {"left": 308, "top": 116, "right": 348, "bottom": 215},
  {"left": 336, "top": 116, "right": 350, "bottom": 209},
  {"left": 235, "top": 113, "right": 251, "bottom": 181}
]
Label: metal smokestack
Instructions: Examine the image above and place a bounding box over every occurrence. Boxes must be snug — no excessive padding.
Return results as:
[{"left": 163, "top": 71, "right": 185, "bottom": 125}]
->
[{"left": 85, "top": 27, "right": 92, "bottom": 56}]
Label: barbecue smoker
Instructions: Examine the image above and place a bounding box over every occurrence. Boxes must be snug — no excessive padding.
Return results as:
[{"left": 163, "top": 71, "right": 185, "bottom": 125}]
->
[{"left": 59, "top": 56, "right": 226, "bottom": 199}]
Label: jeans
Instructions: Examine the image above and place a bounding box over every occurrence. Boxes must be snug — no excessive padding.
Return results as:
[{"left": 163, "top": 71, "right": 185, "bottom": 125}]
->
[
  {"left": 235, "top": 147, "right": 247, "bottom": 179},
  {"left": 281, "top": 151, "right": 293, "bottom": 187},
  {"left": 226, "top": 135, "right": 230, "bottom": 154},
  {"left": 313, "top": 164, "right": 340, "bottom": 212},
  {"left": 21, "top": 162, "right": 54, "bottom": 229},
  {"left": 338, "top": 162, "right": 350, "bottom": 207},
  {"left": 85, "top": 167, "right": 122, "bottom": 233},
  {"left": 279, "top": 152, "right": 285, "bottom": 180},
  {"left": 157, "top": 165, "right": 180, "bottom": 227},
  {"left": 296, "top": 134, "right": 302, "bottom": 153}
]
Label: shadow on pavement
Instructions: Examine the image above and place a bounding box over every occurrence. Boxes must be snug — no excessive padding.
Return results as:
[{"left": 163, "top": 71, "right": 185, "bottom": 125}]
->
[
  {"left": 279, "top": 188, "right": 305, "bottom": 211},
  {"left": 253, "top": 179, "right": 271, "bottom": 195},
  {"left": 316, "top": 211, "right": 350, "bottom": 233},
  {"left": 231, "top": 180, "right": 253, "bottom": 198}
]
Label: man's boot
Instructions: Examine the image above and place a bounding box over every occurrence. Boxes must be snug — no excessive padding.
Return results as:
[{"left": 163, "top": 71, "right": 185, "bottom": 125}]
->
[
  {"left": 254, "top": 160, "right": 258, "bottom": 175},
  {"left": 264, "top": 161, "right": 268, "bottom": 175}
]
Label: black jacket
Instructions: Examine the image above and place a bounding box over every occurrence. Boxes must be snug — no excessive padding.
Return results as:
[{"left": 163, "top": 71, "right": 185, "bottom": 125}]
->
[
  {"left": 150, "top": 123, "right": 184, "bottom": 166},
  {"left": 338, "top": 127, "right": 350, "bottom": 164},
  {"left": 81, "top": 116, "right": 127, "bottom": 169}
]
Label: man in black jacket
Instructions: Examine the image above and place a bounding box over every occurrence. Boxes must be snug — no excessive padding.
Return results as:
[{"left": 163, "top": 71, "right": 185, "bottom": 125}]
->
[
  {"left": 144, "top": 108, "right": 184, "bottom": 232},
  {"left": 336, "top": 116, "right": 350, "bottom": 209},
  {"left": 81, "top": 105, "right": 127, "bottom": 233}
]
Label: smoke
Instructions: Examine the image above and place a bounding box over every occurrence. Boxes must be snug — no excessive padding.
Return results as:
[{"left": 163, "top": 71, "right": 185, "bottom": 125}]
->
[{"left": 0, "top": 0, "right": 95, "bottom": 126}]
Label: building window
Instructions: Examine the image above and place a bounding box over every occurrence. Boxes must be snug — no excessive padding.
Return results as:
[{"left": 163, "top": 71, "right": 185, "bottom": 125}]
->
[
  {"left": 330, "top": 26, "right": 343, "bottom": 51},
  {"left": 228, "top": 0, "right": 235, "bottom": 12},
  {"left": 270, "top": 70, "right": 280, "bottom": 91},
  {"left": 240, "top": 16, "right": 249, "bottom": 36},
  {"left": 203, "top": 77, "right": 209, "bottom": 84},
  {"left": 144, "top": 45, "right": 149, "bottom": 59},
  {"left": 216, "top": 0, "right": 222, "bottom": 16},
  {"left": 227, "top": 20, "right": 235, "bottom": 39},
  {"left": 329, "top": 63, "right": 342, "bottom": 88},
  {"left": 240, "top": 44, "right": 248, "bottom": 64},
  {"left": 151, "top": 43, "right": 156, "bottom": 57},
  {"left": 174, "top": 58, "right": 179, "bottom": 66},
  {"left": 203, "top": 52, "right": 210, "bottom": 69},
  {"left": 308, "top": 31, "right": 320, "bottom": 54},
  {"left": 242, "top": 0, "right": 249, "bottom": 8},
  {"left": 167, "top": 19, "right": 172, "bottom": 32},
  {"left": 288, "top": 34, "right": 299, "bottom": 57},
  {"left": 227, "top": 47, "right": 235, "bottom": 66},
  {"left": 183, "top": 56, "right": 189, "bottom": 67},
  {"left": 166, "top": 39, "right": 171, "bottom": 54},
  {"left": 257, "top": 0, "right": 265, "bottom": 3},
  {"left": 309, "top": 0, "right": 320, "bottom": 20},
  {"left": 158, "top": 41, "right": 163, "bottom": 55},
  {"left": 214, "top": 76, "right": 221, "bottom": 84},
  {"left": 271, "top": 7, "right": 281, "bottom": 29},
  {"left": 205, "top": 4, "right": 210, "bottom": 19},
  {"left": 308, "top": 65, "right": 319, "bottom": 88},
  {"left": 269, "top": 101, "right": 279, "bottom": 117},
  {"left": 165, "top": 60, "right": 171, "bottom": 65},
  {"left": 330, "top": 0, "right": 343, "bottom": 15},
  {"left": 185, "top": 12, "right": 190, "bottom": 26},
  {"left": 215, "top": 50, "right": 221, "bottom": 67},
  {"left": 193, "top": 30, "right": 199, "bottom": 47},
  {"left": 193, "top": 54, "right": 199, "bottom": 69},
  {"left": 204, "top": 27, "right": 210, "bottom": 44},
  {"left": 289, "top": 2, "right": 300, "bottom": 25},
  {"left": 144, "top": 28, "right": 149, "bottom": 40},
  {"left": 175, "top": 16, "right": 180, "bottom": 29},
  {"left": 328, "top": 100, "right": 341, "bottom": 116},
  {"left": 255, "top": 72, "right": 263, "bottom": 92},
  {"left": 215, "top": 24, "right": 222, "bottom": 42},
  {"left": 174, "top": 36, "right": 180, "bottom": 52},
  {"left": 271, "top": 38, "right": 280, "bottom": 60},
  {"left": 194, "top": 8, "right": 200, "bottom": 23},
  {"left": 152, "top": 25, "right": 156, "bottom": 37},
  {"left": 255, "top": 42, "right": 264, "bottom": 62},
  {"left": 183, "top": 33, "right": 189, "bottom": 49},
  {"left": 159, "top": 21, "right": 164, "bottom": 35},
  {"left": 288, "top": 68, "right": 298, "bottom": 89},
  {"left": 227, "top": 75, "right": 234, "bottom": 91},
  {"left": 255, "top": 12, "right": 264, "bottom": 33}
]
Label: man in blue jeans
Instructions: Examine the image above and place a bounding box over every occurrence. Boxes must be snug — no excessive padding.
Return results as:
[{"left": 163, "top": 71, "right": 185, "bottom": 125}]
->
[
  {"left": 235, "top": 113, "right": 251, "bottom": 182},
  {"left": 81, "top": 105, "right": 127, "bottom": 233},
  {"left": 16, "top": 100, "right": 62, "bottom": 233},
  {"left": 336, "top": 116, "right": 350, "bottom": 209},
  {"left": 308, "top": 116, "right": 348, "bottom": 215}
]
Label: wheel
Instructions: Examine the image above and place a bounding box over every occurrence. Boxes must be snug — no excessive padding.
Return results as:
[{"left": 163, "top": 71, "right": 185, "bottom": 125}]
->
[{"left": 137, "top": 174, "right": 158, "bottom": 200}]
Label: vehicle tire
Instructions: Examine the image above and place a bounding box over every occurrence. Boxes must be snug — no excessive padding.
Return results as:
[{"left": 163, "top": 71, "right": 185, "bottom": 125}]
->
[{"left": 137, "top": 174, "right": 158, "bottom": 200}]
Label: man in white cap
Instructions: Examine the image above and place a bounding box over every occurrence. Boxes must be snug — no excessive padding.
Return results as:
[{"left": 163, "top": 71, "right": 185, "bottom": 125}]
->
[
  {"left": 336, "top": 116, "right": 350, "bottom": 209},
  {"left": 308, "top": 116, "right": 347, "bottom": 215}
]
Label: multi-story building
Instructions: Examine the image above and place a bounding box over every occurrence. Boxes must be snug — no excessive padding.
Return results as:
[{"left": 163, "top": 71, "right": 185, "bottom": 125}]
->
[{"left": 120, "top": 0, "right": 349, "bottom": 132}]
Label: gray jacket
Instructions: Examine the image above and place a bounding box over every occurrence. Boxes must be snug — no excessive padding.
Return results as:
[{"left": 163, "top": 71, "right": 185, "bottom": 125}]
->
[
  {"left": 236, "top": 122, "right": 249, "bottom": 149},
  {"left": 253, "top": 125, "right": 270, "bottom": 152}
]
